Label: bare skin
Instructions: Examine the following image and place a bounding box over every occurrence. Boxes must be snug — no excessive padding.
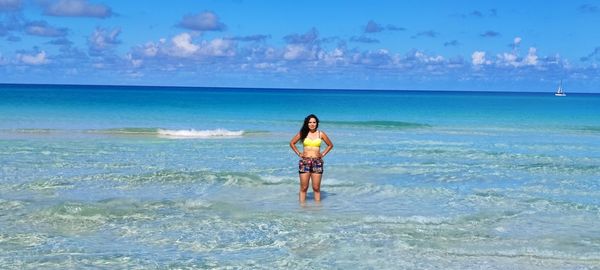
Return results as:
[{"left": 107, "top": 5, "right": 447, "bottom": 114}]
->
[{"left": 289, "top": 118, "right": 333, "bottom": 202}]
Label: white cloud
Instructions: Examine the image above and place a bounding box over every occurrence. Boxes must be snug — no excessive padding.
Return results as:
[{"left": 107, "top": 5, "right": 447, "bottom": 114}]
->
[
  {"left": 142, "top": 42, "right": 158, "bottom": 57},
  {"left": 283, "top": 44, "right": 316, "bottom": 61},
  {"left": 415, "top": 51, "right": 444, "bottom": 63},
  {"left": 126, "top": 53, "right": 142, "bottom": 68},
  {"left": 89, "top": 27, "right": 121, "bottom": 52},
  {"left": 171, "top": 32, "right": 199, "bottom": 56},
  {"left": 18, "top": 51, "right": 48, "bottom": 65},
  {"left": 320, "top": 48, "right": 346, "bottom": 65},
  {"left": 264, "top": 47, "right": 278, "bottom": 60},
  {"left": 497, "top": 48, "right": 538, "bottom": 67},
  {"left": 113, "top": 31, "right": 578, "bottom": 88},
  {"left": 200, "top": 38, "right": 235, "bottom": 57},
  {"left": 352, "top": 49, "right": 392, "bottom": 66},
  {"left": 44, "top": 0, "right": 112, "bottom": 18},
  {"left": 471, "top": 51, "right": 488, "bottom": 65},
  {"left": 283, "top": 45, "right": 303, "bottom": 60},
  {"left": 525, "top": 47, "right": 538, "bottom": 65},
  {"left": 132, "top": 34, "right": 237, "bottom": 61},
  {"left": 514, "top": 36, "right": 522, "bottom": 46},
  {"left": 131, "top": 59, "right": 144, "bottom": 68},
  {"left": 331, "top": 48, "right": 344, "bottom": 58},
  {"left": 497, "top": 52, "right": 519, "bottom": 67}
]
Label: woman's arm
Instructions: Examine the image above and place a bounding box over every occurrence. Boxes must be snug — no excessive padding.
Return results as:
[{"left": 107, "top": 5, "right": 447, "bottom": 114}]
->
[
  {"left": 320, "top": 131, "right": 333, "bottom": 157},
  {"left": 290, "top": 133, "right": 302, "bottom": 157}
]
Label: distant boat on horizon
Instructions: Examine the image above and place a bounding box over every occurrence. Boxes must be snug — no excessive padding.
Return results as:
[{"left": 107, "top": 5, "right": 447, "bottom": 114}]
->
[{"left": 555, "top": 80, "right": 566, "bottom": 96}]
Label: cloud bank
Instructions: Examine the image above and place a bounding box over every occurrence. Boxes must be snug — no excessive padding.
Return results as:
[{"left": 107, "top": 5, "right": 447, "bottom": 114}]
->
[
  {"left": 178, "top": 11, "right": 226, "bottom": 31},
  {"left": 43, "top": 0, "right": 113, "bottom": 18}
]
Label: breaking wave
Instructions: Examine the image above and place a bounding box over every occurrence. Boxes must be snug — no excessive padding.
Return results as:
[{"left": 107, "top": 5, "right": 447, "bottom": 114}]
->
[
  {"left": 157, "top": 128, "right": 244, "bottom": 138},
  {"left": 86, "top": 128, "right": 250, "bottom": 138}
]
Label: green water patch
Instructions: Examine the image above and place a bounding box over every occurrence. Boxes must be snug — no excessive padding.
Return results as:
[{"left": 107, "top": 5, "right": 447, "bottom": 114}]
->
[
  {"left": 574, "top": 125, "right": 600, "bottom": 133},
  {"left": 84, "top": 127, "right": 158, "bottom": 136},
  {"left": 318, "top": 120, "right": 430, "bottom": 129},
  {"left": 243, "top": 130, "right": 271, "bottom": 136},
  {"left": 10, "top": 128, "right": 59, "bottom": 134},
  {"left": 0, "top": 199, "right": 28, "bottom": 212},
  {"left": 117, "top": 170, "right": 292, "bottom": 187},
  {"left": 26, "top": 199, "right": 156, "bottom": 235},
  {"left": 18, "top": 180, "right": 75, "bottom": 191},
  {"left": 0, "top": 233, "right": 48, "bottom": 250},
  {"left": 512, "top": 162, "right": 600, "bottom": 175}
]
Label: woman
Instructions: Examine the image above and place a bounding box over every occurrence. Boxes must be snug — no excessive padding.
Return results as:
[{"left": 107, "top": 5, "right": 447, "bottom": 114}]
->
[{"left": 289, "top": 114, "right": 333, "bottom": 202}]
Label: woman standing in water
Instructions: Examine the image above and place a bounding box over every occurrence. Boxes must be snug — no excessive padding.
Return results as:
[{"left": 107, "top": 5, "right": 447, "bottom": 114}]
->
[{"left": 290, "top": 114, "right": 333, "bottom": 202}]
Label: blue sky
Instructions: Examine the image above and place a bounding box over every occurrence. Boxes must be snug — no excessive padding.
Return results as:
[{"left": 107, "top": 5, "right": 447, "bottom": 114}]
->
[{"left": 1, "top": 0, "right": 600, "bottom": 92}]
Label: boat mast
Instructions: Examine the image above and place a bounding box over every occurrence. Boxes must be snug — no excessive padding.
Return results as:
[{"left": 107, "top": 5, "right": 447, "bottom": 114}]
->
[{"left": 558, "top": 80, "right": 563, "bottom": 94}]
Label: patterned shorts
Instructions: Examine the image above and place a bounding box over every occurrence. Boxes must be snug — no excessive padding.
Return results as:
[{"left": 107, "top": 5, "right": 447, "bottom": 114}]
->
[{"left": 298, "top": 158, "right": 324, "bottom": 174}]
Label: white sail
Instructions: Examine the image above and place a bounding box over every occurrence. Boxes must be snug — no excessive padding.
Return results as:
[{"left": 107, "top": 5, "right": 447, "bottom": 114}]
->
[{"left": 555, "top": 80, "right": 566, "bottom": 96}]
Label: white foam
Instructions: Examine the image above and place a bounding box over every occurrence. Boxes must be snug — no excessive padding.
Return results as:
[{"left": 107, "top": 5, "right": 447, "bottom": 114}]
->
[{"left": 157, "top": 128, "right": 244, "bottom": 139}]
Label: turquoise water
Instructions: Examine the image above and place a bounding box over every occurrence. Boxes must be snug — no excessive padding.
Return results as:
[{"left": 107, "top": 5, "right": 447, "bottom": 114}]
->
[{"left": 1, "top": 84, "right": 600, "bottom": 269}]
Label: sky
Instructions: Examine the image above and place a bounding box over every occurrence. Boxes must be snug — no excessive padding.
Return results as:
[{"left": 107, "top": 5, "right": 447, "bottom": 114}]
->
[{"left": 1, "top": 0, "right": 600, "bottom": 92}]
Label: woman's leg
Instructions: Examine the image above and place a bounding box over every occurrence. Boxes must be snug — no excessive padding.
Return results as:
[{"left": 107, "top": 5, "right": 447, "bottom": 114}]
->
[
  {"left": 299, "top": 172, "right": 311, "bottom": 202},
  {"left": 311, "top": 173, "right": 322, "bottom": 201}
]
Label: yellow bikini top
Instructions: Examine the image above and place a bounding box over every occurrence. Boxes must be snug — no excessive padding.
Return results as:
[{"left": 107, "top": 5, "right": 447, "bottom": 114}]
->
[{"left": 303, "top": 131, "right": 322, "bottom": 147}]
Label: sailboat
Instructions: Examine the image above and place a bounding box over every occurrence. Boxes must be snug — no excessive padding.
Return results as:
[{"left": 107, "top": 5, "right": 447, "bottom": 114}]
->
[{"left": 555, "top": 80, "right": 566, "bottom": 96}]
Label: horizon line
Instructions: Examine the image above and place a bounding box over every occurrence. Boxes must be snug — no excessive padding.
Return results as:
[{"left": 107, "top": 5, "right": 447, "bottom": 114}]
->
[{"left": 0, "top": 82, "right": 591, "bottom": 95}]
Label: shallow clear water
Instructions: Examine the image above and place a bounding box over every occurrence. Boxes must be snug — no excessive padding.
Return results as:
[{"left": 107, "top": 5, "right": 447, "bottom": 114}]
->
[{"left": 1, "top": 85, "right": 599, "bottom": 269}]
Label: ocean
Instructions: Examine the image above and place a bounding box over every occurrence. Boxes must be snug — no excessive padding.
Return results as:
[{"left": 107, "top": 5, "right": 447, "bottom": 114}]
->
[{"left": 1, "top": 84, "right": 599, "bottom": 269}]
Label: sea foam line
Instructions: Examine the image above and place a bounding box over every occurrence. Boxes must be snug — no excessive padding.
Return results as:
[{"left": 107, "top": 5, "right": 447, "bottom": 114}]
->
[{"left": 157, "top": 128, "right": 244, "bottom": 138}]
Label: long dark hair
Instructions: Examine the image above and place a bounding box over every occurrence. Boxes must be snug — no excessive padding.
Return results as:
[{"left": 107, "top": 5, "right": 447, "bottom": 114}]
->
[{"left": 299, "top": 114, "right": 319, "bottom": 141}]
